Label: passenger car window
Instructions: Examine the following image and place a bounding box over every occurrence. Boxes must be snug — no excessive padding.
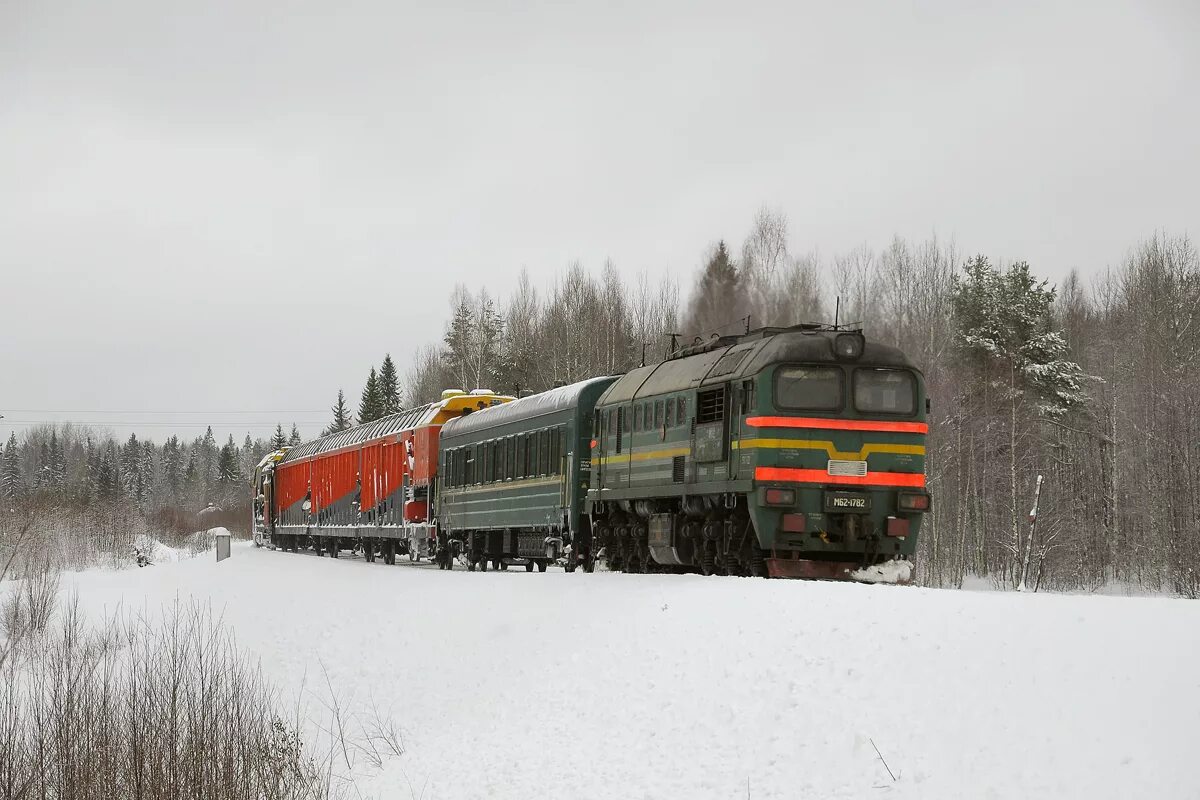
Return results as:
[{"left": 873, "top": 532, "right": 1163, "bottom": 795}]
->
[
  {"left": 854, "top": 368, "right": 916, "bottom": 415},
  {"left": 775, "top": 366, "right": 843, "bottom": 411}
]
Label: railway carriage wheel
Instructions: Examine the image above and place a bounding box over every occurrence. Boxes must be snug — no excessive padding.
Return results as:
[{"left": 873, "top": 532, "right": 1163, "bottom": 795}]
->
[
  {"left": 524, "top": 561, "right": 534, "bottom": 572},
  {"left": 537, "top": 560, "right": 548, "bottom": 573},
  {"left": 498, "top": 560, "right": 508, "bottom": 571}
]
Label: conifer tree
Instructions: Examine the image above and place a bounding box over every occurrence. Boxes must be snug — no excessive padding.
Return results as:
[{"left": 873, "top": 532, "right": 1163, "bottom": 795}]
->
[
  {"left": 443, "top": 293, "right": 476, "bottom": 391},
  {"left": 140, "top": 440, "right": 156, "bottom": 499},
  {"left": 49, "top": 430, "right": 66, "bottom": 489},
  {"left": 217, "top": 435, "right": 242, "bottom": 487},
  {"left": 200, "top": 427, "right": 218, "bottom": 496},
  {"left": 1, "top": 432, "right": 22, "bottom": 500},
  {"left": 685, "top": 240, "right": 749, "bottom": 337},
  {"left": 97, "top": 443, "right": 120, "bottom": 500},
  {"left": 162, "top": 436, "right": 182, "bottom": 492},
  {"left": 37, "top": 442, "right": 51, "bottom": 490},
  {"left": 329, "top": 389, "right": 353, "bottom": 433},
  {"left": 79, "top": 436, "right": 97, "bottom": 504},
  {"left": 271, "top": 424, "right": 287, "bottom": 450},
  {"left": 358, "top": 367, "right": 384, "bottom": 424},
  {"left": 288, "top": 423, "right": 302, "bottom": 446},
  {"left": 378, "top": 355, "right": 402, "bottom": 416},
  {"left": 121, "top": 433, "right": 146, "bottom": 503}
]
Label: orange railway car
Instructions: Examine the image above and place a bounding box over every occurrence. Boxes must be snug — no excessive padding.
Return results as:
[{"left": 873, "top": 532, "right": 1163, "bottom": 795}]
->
[{"left": 251, "top": 390, "right": 512, "bottom": 564}]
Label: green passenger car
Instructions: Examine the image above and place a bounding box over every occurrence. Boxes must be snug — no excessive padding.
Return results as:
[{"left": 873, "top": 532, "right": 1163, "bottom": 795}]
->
[
  {"left": 587, "top": 324, "right": 930, "bottom": 579},
  {"left": 437, "top": 377, "right": 618, "bottom": 571}
]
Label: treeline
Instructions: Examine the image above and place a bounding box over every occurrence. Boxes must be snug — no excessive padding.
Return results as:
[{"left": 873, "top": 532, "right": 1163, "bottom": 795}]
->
[
  {"left": 326, "top": 209, "right": 1197, "bottom": 596},
  {"left": 0, "top": 425, "right": 288, "bottom": 538}
]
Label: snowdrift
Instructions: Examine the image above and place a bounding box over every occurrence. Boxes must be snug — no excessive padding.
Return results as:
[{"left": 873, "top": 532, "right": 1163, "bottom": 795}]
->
[{"left": 60, "top": 544, "right": 1200, "bottom": 799}]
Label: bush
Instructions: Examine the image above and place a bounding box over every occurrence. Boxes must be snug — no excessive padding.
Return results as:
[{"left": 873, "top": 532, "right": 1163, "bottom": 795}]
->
[{"left": 0, "top": 594, "right": 331, "bottom": 800}]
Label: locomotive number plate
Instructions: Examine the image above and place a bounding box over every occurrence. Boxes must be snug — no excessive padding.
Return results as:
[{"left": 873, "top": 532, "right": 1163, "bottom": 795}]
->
[{"left": 825, "top": 491, "right": 872, "bottom": 512}]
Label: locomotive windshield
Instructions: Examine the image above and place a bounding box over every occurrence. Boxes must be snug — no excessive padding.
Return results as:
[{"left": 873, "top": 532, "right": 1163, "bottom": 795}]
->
[
  {"left": 774, "top": 366, "right": 843, "bottom": 411},
  {"left": 853, "top": 368, "right": 916, "bottom": 415}
]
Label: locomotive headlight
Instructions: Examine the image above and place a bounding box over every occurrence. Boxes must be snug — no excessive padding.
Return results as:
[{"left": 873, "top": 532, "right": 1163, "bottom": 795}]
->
[
  {"left": 834, "top": 333, "right": 864, "bottom": 360},
  {"left": 897, "top": 491, "right": 931, "bottom": 512},
  {"left": 764, "top": 488, "right": 796, "bottom": 506}
]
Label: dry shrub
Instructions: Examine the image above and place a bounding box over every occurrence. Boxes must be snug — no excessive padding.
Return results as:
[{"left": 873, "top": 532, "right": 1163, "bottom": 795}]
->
[{"left": 0, "top": 597, "right": 332, "bottom": 800}]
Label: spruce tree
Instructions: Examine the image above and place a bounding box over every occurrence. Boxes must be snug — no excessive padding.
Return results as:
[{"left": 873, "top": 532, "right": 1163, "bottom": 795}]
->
[
  {"left": 121, "top": 433, "right": 145, "bottom": 502},
  {"left": 358, "top": 367, "right": 383, "bottom": 424},
  {"left": 79, "top": 436, "right": 97, "bottom": 505},
  {"left": 329, "top": 389, "right": 352, "bottom": 433},
  {"left": 378, "top": 356, "right": 402, "bottom": 415},
  {"left": 97, "top": 443, "right": 120, "bottom": 501},
  {"left": 1, "top": 432, "right": 22, "bottom": 501},
  {"left": 685, "top": 240, "right": 748, "bottom": 336},
  {"left": 443, "top": 295, "right": 476, "bottom": 391},
  {"left": 49, "top": 430, "right": 66, "bottom": 489},
  {"left": 288, "top": 423, "right": 302, "bottom": 446},
  {"left": 162, "top": 436, "right": 182, "bottom": 493},
  {"left": 271, "top": 424, "right": 287, "bottom": 450},
  {"left": 140, "top": 440, "right": 156, "bottom": 501},
  {"left": 200, "top": 427, "right": 218, "bottom": 496},
  {"left": 217, "top": 435, "right": 241, "bottom": 487}
]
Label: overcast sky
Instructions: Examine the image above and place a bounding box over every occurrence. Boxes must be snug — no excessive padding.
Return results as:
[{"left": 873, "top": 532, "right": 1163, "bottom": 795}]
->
[{"left": 1, "top": 0, "right": 1197, "bottom": 444}]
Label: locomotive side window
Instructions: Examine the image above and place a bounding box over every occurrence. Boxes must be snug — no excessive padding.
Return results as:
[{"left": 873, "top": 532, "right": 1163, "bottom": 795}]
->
[
  {"left": 634, "top": 404, "right": 642, "bottom": 432},
  {"left": 677, "top": 397, "right": 686, "bottom": 425},
  {"left": 854, "top": 368, "right": 916, "bottom": 415},
  {"left": 775, "top": 366, "right": 843, "bottom": 411},
  {"left": 665, "top": 398, "right": 675, "bottom": 428},
  {"left": 507, "top": 436, "right": 515, "bottom": 480},
  {"left": 654, "top": 401, "right": 663, "bottom": 428},
  {"left": 527, "top": 433, "right": 538, "bottom": 476},
  {"left": 517, "top": 436, "right": 526, "bottom": 478}
]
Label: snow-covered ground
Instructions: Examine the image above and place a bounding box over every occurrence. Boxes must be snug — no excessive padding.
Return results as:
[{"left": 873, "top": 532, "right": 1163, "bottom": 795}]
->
[{"left": 60, "top": 542, "right": 1199, "bottom": 799}]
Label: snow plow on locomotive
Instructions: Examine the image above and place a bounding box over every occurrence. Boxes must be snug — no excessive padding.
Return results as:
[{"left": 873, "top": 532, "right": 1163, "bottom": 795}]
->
[{"left": 586, "top": 323, "right": 929, "bottom": 580}]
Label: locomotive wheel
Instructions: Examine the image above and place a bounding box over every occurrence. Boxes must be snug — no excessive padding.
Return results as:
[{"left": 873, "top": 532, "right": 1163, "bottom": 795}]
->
[
  {"left": 537, "top": 560, "right": 548, "bottom": 573},
  {"left": 330, "top": 539, "right": 339, "bottom": 558},
  {"left": 583, "top": 555, "right": 595, "bottom": 573},
  {"left": 467, "top": 559, "right": 476, "bottom": 571},
  {"left": 524, "top": 561, "right": 534, "bottom": 572},
  {"left": 565, "top": 560, "right": 577, "bottom": 573},
  {"left": 699, "top": 544, "right": 716, "bottom": 576},
  {"left": 498, "top": 560, "right": 508, "bottom": 571},
  {"left": 479, "top": 558, "right": 488, "bottom": 572}
]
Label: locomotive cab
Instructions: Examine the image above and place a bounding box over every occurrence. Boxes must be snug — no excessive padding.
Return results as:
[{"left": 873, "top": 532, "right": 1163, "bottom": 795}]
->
[{"left": 743, "top": 329, "right": 929, "bottom": 578}]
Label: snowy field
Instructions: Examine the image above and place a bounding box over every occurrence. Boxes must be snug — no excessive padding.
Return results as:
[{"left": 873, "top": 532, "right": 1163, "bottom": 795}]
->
[{"left": 60, "top": 541, "right": 1199, "bottom": 800}]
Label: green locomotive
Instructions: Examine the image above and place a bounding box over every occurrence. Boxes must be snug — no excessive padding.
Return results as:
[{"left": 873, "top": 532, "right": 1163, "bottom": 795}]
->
[{"left": 587, "top": 324, "right": 929, "bottom": 579}]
